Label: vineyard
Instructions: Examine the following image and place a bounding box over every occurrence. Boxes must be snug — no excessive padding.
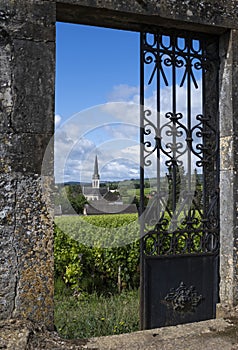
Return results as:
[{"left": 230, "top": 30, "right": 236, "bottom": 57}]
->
[
  {"left": 54, "top": 209, "right": 204, "bottom": 292},
  {"left": 54, "top": 211, "right": 204, "bottom": 338},
  {"left": 54, "top": 214, "right": 140, "bottom": 293}
]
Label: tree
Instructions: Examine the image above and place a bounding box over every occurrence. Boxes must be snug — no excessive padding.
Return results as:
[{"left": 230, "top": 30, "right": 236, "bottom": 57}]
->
[
  {"left": 55, "top": 184, "right": 87, "bottom": 214},
  {"left": 107, "top": 182, "right": 118, "bottom": 190},
  {"left": 166, "top": 163, "right": 185, "bottom": 212},
  {"left": 132, "top": 196, "right": 139, "bottom": 209},
  {"left": 192, "top": 169, "right": 203, "bottom": 210}
]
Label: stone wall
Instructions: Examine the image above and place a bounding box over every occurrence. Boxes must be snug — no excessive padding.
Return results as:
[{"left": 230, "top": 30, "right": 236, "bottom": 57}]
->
[
  {"left": 1, "top": 0, "right": 238, "bottom": 330},
  {"left": 219, "top": 29, "right": 238, "bottom": 310},
  {"left": 0, "top": 0, "right": 55, "bottom": 329},
  {"left": 57, "top": 0, "right": 238, "bottom": 32}
]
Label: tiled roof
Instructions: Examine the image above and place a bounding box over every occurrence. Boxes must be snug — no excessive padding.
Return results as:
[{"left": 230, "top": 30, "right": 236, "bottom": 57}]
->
[
  {"left": 83, "top": 187, "right": 108, "bottom": 196},
  {"left": 84, "top": 202, "right": 138, "bottom": 215}
]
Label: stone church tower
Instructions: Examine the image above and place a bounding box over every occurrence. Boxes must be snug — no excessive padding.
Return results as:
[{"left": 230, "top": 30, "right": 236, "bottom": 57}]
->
[{"left": 92, "top": 155, "right": 100, "bottom": 189}]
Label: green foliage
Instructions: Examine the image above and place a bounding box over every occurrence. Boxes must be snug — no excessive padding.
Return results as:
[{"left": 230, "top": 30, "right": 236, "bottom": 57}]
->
[
  {"left": 132, "top": 196, "right": 140, "bottom": 209},
  {"left": 144, "top": 209, "right": 204, "bottom": 255},
  {"left": 107, "top": 181, "right": 119, "bottom": 190},
  {"left": 54, "top": 214, "right": 140, "bottom": 293},
  {"left": 82, "top": 213, "right": 137, "bottom": 227},
  {"left": 54, "top": 287, "right": 139, "bottom": 339},
  {"left": 192, "top": 169, "right": 203, "bottom": 210},
  {"left": 167, "top": 164, "right": 185, "bottom": 211},
  {"left": 55, "top": 214, "right": 139, "bottom": 247},
  {"left": 55, "top": 184, "right": 87, "bottom": 214},
  {"left": 54, "top": 210, "right": 204, "bottom": 293}
]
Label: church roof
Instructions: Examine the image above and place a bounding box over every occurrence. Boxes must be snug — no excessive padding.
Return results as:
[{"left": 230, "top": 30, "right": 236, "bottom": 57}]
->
[{"left": 83, "top": 187, "right": 108, "bottom": 196}]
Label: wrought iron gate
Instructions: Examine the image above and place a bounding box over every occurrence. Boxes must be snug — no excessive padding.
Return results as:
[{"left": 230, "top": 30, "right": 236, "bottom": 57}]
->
[{"left": 140, "top": 28, "right": 220, "bottom": 329}]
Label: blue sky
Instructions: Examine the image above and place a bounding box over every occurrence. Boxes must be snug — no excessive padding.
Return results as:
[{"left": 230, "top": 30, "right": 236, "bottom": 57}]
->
[
  {"left": 54, "top": 23, "right": 203, "bottom": 184},
  {"left": 55, "top": 23, "right": 143, "bottom": 183},
  {"left": 55, "top": 23, "right": 139, "bottom": 121}
]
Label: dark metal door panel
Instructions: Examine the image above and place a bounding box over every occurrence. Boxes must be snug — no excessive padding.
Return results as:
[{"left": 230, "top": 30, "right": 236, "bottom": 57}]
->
[
  {"left": 143, "top": 255, "right": 218, "bottom": 329},
  {"left": 139, "top": 27, "right": 220, "bottom": 329}
]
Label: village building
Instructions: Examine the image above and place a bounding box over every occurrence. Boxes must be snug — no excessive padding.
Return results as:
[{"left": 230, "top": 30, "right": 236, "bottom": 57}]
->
[{"left": 83, "top": 156, "right": 138, "bottom": 215}]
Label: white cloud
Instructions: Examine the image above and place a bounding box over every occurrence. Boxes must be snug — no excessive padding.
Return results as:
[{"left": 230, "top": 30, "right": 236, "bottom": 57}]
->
[
  {"left": 100, "top": 101, "right": 139, "bottom": 125},
  {"left": 107, "top": 84, "right": 139, "bottom": 102},
  {"left": 54, "top": 128, "right": 96, "bottom": 183},
  {"left": 55, "top": 114, "right": 62, "bottom": 128},
  {"left": 101, "top": 159, "right": 138, "bottom": 181},
  {"left": 52, "top": 81, "right": 203, "bottom": 183},
  {"left": 76, "top": 139, "right": 140, "bottom": 183}
]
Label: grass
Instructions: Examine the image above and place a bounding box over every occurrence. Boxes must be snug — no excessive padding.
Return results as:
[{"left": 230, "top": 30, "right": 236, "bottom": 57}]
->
[
  {"left": 54, "top": 279, "right": 140, "bottom": 339},
  {"left": 126, "top": 187, "right": 153, "bottom": 197}
]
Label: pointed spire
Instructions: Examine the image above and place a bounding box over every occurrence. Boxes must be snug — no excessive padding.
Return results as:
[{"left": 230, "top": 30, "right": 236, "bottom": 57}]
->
[
  {"left": 93, "top": 155, "right": 100, "bottom": 180},
  {"left": 92, "top": 155, "right": 100, "bottom": 188}
]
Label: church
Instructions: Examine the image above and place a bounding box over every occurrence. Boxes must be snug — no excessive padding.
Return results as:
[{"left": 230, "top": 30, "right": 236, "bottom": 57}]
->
[
  {"left": 82, "top": 155, "right": 108, "bottom": 201},
  {"left": 83, "top": 156, "right": 138, "bottom": 215}
]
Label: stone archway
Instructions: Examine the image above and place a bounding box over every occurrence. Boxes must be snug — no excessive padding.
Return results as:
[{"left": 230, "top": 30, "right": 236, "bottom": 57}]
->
[{"left": 0, "top": 0, "right": 238, "bottom": 331}]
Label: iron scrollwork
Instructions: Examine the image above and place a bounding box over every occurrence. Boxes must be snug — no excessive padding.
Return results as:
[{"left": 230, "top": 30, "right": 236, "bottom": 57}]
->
[
  {"left": 164, "top": 282, "right": 203, "bottom": 312},
  {"left": 141, "top": 29, "right": 219, "bottom": 258},
  {"left": 143, "top": 32, "right": 205, "bottom": 89}
]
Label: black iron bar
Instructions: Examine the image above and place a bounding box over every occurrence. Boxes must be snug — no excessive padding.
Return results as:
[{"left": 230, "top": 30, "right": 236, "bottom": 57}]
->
[
  {"left": 140, "top": 31, "right": 145, "bottom": 330},
  {"left": 141, "top": 28, "right": 219, "bottom": 257}
]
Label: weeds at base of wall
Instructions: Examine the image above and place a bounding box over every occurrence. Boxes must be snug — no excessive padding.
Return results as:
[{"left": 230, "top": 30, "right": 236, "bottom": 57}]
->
[{"left": 54, "top": 278, "right": 140, "bottom": 339}]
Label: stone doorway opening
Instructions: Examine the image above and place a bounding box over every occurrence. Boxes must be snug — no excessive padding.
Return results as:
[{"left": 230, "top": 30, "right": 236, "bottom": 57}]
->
[
  {"left": 54, "top": 17, "right": 221, "bottom": 336},
  {"left": 1, "top": 1, "right": 237, "bottom": 340},
  {"left": 54, "top": 21, "right": 142, "bottom": 338}
]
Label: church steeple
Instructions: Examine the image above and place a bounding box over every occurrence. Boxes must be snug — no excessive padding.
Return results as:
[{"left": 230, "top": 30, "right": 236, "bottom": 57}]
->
[{"left": 92, "top": 155, "right": 100, "bottom": 188}]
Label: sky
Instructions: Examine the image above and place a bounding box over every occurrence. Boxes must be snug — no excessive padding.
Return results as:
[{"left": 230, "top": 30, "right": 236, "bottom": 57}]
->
[
  {"left": 54, "top": 22, "right": 141, "bottom": 183},
  {"left": 55, "top": 23, "right": 140, "bottom": 121},
  {"left": 53, "top": 22, "right": 203, "bottom": 184}
]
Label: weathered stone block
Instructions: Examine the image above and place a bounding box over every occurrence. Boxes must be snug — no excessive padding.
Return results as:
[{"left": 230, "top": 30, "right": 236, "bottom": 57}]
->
[
  {"left": 219, "top": 32, "right": 233, "bottom": 137},
  {"left": 0, "top": 28, "right": 13, "bottom": 131},
  {"left": 220, "top": 136, "right": 233, "bottom": 171},
  {"left": 219, "top": 170, "right": 234, "bottom": 306},
  {"left": 159, "top": 0, "right": 238, "bottom": 28},
  {"left": 0, "top": 0, "right": 55, "bottom": 41},
  {"left": 57, "top": 0, "right": 238, "bottom": 32},
  {"left": 0, "top": 227, "right": 17, "bottom": 319},
  {"left": 0, "top": 132, "right": 53, "bottom": 174},
  {"left": 12, "top": 39, "right": 55, "bottom": 134},
  {"left": 0, "top": 173, "right": 54, "bottom": 328},
  {"left": 0, "top": 175, "right": 16, "bottom": 226},
  {"left": 12, "top": 174, "right": 54, "bottom": 329}
]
